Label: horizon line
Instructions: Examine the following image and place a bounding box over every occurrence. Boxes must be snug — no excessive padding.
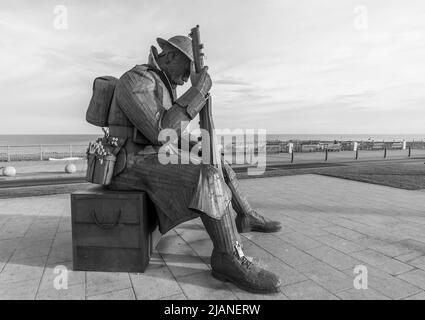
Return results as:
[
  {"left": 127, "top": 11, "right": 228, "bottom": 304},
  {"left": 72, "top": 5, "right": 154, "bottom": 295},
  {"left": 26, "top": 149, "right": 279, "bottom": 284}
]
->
[{"left": 1, "top": 133, "right": 425, "bottom": 136}]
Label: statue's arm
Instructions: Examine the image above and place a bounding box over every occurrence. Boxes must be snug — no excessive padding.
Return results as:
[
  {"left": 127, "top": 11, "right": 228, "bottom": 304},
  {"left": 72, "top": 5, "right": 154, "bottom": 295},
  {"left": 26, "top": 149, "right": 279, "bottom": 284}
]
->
[{"left": 116, "top": 70, "right": 206, "bottom": 145}]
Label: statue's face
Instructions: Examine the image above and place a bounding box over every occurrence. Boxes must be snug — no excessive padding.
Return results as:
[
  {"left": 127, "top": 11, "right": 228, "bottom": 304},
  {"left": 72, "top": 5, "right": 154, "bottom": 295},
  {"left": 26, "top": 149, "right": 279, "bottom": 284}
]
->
[{"left": 161, "top": 50, "right": 191, "bottom": 87}]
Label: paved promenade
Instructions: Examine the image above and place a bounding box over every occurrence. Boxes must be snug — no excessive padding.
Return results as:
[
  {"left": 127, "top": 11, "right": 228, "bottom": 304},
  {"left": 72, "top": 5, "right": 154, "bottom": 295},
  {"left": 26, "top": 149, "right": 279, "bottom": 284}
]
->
[
  {"left": 1, "top": 174, "right": 425, "bottom": 299},
  {"left": 3, "top": 149, "right": 425, "bottom": 176}
]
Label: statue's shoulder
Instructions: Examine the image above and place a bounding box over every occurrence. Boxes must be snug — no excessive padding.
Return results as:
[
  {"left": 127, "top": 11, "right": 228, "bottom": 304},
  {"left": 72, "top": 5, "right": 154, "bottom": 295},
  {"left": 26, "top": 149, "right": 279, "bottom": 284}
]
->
[
  {"left": 117, "top": 65, "right": 158, "bottom": 94},
  {"left": 119, "top": 64, "right": 157, "bottom": 83}
]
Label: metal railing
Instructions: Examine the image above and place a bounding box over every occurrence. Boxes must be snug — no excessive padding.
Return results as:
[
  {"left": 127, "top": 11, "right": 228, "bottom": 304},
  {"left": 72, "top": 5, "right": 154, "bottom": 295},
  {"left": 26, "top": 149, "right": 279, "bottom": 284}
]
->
[
  {"left": 1, "top": 141, "right": 424, "bottom": 163},
  {"left": 0, "top": 144, "right": 88, "bottom": 162},
  {"left": 225, "top": 141, "right": 425, "bottom": 165}
]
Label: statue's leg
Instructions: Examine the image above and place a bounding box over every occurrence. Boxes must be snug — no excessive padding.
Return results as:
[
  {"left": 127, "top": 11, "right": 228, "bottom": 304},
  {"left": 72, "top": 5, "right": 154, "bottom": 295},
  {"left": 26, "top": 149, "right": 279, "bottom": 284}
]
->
[
  {"left": 221, "top": 160, "right": 254, "bottom": 217},
  {"left": 200, "top": 206, "right": 240, "bottom": 252},
  {"left": 221, "top": 160, "right": 281, "bottom": 233},
  {"left": 200, "top": 206, "right": 281, "bottom": 293}
]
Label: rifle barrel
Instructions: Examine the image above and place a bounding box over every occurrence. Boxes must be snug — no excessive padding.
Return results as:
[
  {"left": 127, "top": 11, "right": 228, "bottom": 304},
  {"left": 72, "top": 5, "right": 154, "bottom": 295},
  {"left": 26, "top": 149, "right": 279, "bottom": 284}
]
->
[{"left": 190, "top": 25, "right": 204, "bottom": 72}]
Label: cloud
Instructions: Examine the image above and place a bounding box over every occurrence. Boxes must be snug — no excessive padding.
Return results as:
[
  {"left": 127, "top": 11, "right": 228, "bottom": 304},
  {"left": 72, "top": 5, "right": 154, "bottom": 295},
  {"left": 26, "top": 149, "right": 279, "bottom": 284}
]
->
[
  {"left": 215, "top": 78, "right": 252, "bottom": 86},
  {"left": 1, "top": 0, "right": 425, "bottom": 134}
]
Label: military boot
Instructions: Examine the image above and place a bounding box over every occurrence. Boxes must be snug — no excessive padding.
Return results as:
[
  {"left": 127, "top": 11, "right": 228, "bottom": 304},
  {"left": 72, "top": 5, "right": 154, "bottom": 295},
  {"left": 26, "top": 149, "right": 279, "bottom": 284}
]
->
[
  {"left": 235, "top": 210, "right": 282, "bottom": 233},
  {"left": 211, "top": 242, "right": 281, "bottom": 293},
  {"left": 222, "top": 161, "right": 281, "bottom": 233},
  {"left": 201, "top": 208, "right": 281, "bottom": 294}
]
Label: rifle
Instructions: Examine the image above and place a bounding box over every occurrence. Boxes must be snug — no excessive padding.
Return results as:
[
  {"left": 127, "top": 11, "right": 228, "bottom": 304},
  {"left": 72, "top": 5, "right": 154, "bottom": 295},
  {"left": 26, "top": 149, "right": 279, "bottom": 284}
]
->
[{"left": 189, "top": 25, "right": 223, "bottom": 175}]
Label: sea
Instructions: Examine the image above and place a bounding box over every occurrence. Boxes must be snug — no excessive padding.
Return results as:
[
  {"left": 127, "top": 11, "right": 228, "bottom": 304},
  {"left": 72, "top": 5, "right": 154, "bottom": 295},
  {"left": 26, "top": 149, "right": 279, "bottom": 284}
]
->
[
  {"left": 1, "top": 134, "right": 425, "bottom": 146},
  {"left": 0, "top": 135, "right": 99, "bottom": 146}
]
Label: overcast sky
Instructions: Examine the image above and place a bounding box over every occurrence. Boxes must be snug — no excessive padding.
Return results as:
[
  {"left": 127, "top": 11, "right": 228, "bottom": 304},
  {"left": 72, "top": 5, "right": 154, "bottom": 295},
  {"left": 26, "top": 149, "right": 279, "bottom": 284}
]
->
[{"left": 1, "top": 0, "right": 425, "bottom": 134}]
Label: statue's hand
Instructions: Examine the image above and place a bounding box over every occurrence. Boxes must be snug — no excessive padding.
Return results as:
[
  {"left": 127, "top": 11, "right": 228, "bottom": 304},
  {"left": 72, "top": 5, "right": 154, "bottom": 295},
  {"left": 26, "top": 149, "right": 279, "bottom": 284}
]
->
[{"left": 190, "top": 64, "right": 211, "bottom": 96}]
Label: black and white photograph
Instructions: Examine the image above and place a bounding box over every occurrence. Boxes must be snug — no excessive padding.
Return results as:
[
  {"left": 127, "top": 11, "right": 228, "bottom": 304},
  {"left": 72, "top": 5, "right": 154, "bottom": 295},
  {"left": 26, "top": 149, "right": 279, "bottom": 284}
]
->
[{"left": 1, "top": 0, "right": 425, "bottom": 309}]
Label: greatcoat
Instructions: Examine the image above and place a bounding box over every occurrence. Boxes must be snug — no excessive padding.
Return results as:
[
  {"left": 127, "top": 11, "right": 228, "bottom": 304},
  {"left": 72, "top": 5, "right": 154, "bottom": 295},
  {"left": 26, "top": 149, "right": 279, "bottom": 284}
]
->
[{"left": 107, "top": 48, "right": 233, "bottom": 234}]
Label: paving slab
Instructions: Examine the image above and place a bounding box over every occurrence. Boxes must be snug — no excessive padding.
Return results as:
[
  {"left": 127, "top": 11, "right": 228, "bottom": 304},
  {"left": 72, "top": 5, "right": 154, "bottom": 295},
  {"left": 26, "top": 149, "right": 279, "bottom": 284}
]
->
[
  {"left": 397, "top": 269, "right": 425, "bottom": 290},
  {"left": 403, "top": 292, "right": 425, "bottom": 300},
  {"left": 157, "top": 230, "right": 210, "bottom": 278},
  {"left": 159, "top": 293, "right": 187, "bottom": 300},
  {"left": 246, "top": 233, "right": 316, "bottom": 267},
  {"left": 395, "top": 251, "right": 424, "bottom": 263},
  {"left": 0, "top": 255, "right": 46, "bottom": 284},
  {"left": 85, "top": 272, "right": 132, "bottom": 298},
  {"left": 351, "top": 249, "right": 414, "bottom": 275},
  {"left": 36, "top": 283, "right": 85, "bottom": 300},
  {"left": 408, "top": 256, "right": 425, "bottom": 270},
  {"left": 87, "top": 288, "right": 136, "bottom": 300},
  {"left": 306, "top": 246, "right": 361, "bottom": 271},
  {"left": 177, "top": 271, "right": 237, "bottom": 300},
  {"left": 336, "top": 288, "right": 390, "bottom": 300},
  {"left": 1, "top": 174, "right": 425, "bottom": 299},
  {"left": 241, "top": 240, "right": 307, "bottom": 287},
  {"left": 353, "top": 237, "right": 413, "bottom": 257},
  {"left": 281, "top": 280, "right": 338, "bottom": 300},
  {"left": 343, "top": 265, "right": 422, "bottom": 299},
  {"left": 38, "top": 260, "right": 85, "bottom": 292},
  {"left": 294, "top": 261, "right": 353, "bottom": 293},
  {"left": 322, "top": 225, "right": 368, "bottom": 241},
  {"left": 0, "top": 279, "right": 40, "bottom": 300},
  {"left": 274, "top": 231, "right": 322, "bottom": 251},
  {"left": 130, "top": 255, "right": 183, "bottom": 300},
  {"left": 314, "top": 234, "right": 365, "bottom": 253}
]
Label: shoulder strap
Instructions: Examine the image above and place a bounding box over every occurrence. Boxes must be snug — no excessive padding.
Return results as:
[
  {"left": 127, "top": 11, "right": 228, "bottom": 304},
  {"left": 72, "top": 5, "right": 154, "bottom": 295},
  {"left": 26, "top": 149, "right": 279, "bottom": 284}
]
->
[{"left": 143, "top": 65, "right": 176, "bottom": 103}]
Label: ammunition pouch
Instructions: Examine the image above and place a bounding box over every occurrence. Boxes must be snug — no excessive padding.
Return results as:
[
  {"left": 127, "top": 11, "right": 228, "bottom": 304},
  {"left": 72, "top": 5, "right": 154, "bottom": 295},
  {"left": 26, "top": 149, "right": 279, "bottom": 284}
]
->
[{"left": 109, "top": 125, "right": 153, "bottom": 177}]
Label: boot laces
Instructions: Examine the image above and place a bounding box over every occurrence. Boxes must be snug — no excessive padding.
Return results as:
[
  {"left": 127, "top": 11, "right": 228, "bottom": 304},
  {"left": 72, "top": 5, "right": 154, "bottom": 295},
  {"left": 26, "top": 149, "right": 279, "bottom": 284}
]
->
[
  {"left": 234, "top": 241, "right": 253, "bottom": 269},
  {"left": 241, "top": 256, "right": 254, "bottom": 269}
]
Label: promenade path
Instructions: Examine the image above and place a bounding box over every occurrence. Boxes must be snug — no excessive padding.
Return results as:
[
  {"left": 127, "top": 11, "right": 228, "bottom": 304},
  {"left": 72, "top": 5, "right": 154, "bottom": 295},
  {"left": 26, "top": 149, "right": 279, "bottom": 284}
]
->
[
  {"left": 1, "top": 174, "right": 425, "bottom": 299},
  {"left": 2, "top": 149, "right": 425, "bottom": 175}
]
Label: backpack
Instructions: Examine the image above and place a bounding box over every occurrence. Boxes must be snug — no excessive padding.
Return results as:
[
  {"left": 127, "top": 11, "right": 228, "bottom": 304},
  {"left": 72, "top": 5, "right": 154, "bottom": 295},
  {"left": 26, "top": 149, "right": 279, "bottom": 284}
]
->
[
  {"left": 86, "top": 66, "right": 174, "bottom": 128},
  {"left": 86, "top": 76, "right": 118, "bottom": 127}
]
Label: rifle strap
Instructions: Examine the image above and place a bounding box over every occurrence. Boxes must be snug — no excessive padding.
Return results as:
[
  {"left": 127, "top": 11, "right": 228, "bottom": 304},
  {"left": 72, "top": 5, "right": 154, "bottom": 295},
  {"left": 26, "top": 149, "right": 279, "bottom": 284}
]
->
[{"left": 143, "top": 65, "right": 176, "bottom": 103}]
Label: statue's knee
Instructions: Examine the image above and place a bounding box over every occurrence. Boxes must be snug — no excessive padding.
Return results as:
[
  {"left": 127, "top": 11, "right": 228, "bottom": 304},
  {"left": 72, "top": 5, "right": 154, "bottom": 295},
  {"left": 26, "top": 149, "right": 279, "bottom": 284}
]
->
[
  {"left": 221, "top": 161, "right": 236, "bottom": 182},
  {"left": 203, "top": 164, "right": 221, "bottom": 178},
  {"left": 199, "top": 164, "right": 227, "bottom": 185}
]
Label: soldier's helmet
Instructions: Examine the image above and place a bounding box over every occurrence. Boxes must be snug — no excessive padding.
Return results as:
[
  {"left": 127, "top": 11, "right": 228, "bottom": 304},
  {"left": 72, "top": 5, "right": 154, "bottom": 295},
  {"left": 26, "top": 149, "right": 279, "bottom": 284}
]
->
[{"left": 156, "top": 36, "right": 194, "bottom": 62}]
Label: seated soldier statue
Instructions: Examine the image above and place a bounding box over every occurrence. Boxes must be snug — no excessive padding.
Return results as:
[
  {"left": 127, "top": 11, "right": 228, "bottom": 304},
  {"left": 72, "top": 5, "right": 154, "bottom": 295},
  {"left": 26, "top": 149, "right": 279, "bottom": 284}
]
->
[{"left": 107, "top": 34, "right": 282, "bottom": 293}]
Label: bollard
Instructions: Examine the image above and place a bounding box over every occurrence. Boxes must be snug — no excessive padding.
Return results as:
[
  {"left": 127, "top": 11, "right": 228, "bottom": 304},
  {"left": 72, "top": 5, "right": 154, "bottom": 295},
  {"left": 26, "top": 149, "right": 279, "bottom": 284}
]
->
[
  {"left": 288, "top": 142, "right": 294, "bottom": 164},
  {"left": 325, "top": 148, "right": 328, "bottom": 161},
  {"left": 65, "top": 163, "right": 76, "bottom": 173},
  {"left": 3, "top": 166, "right": 16, "bottom": 176},
  {"left": 408, "top": 146, "right": 411, "bottom": 158},
  {"left": 249, "top": 146, "right": 253, "bottom": 165},
  {"left": 355, "top": 149, "right": 359, "bottom": 160},
  {"left": 384, "top": 147, "right": 387, "bottom": 158}
]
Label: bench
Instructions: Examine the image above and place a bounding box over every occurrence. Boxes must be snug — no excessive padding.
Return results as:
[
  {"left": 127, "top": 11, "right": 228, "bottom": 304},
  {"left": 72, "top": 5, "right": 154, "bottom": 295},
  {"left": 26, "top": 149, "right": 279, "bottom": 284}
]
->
[{"left": 71, "top": 186, "right": 162, "bottom": 273}]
